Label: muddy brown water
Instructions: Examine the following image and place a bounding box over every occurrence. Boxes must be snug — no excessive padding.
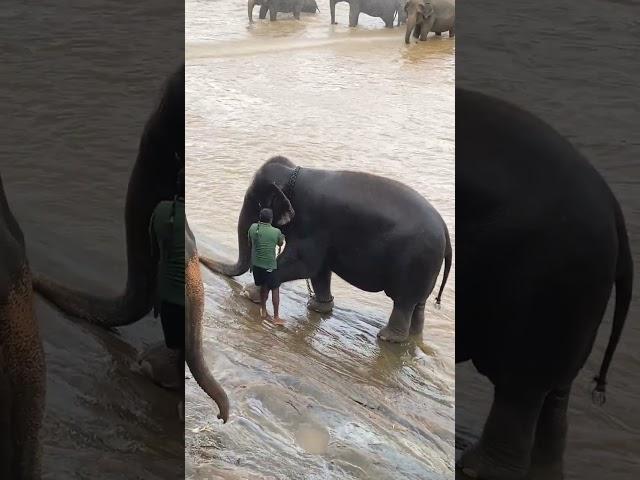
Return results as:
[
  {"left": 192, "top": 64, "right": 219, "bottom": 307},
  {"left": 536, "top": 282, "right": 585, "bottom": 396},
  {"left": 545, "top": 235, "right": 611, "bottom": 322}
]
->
[
  {"left": 186, "top": 1, "right": 454, "bottom": 479},
  {"left": 2, "top": 0, "right": 183, "bottom": 478},
  {"left": 456, "top": 1, "right": 640, "bottom": 479}
]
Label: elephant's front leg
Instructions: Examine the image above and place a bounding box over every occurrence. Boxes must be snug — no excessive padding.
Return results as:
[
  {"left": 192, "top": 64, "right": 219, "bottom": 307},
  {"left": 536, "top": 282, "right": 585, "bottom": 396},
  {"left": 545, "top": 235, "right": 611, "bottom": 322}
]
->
[
  {"left": 459, "top": 386, "right": 546, "bottom": 479},
  {"left": 269, "top": 4, "right": 278, "bottom": 20},
  {"left": 307, "top": 265, "right": 334, "bottom": 313},
  {"left": 377, "top": 300, "right": 415, "bottom": 342},
  {"left": 528, "top": 386, "right": 571, "bottom": 480},
  {"left": 259, "top": 4, "right": 269, "bottom": 19},
  {"left": 293, "top": 1, "right": 302, "bottom": 19},
  {"left": 348, "top": 4, "right": 360, "bottom": 27},
  {"left": 420, "top": 18, "right": 434, "bottom": 41}
]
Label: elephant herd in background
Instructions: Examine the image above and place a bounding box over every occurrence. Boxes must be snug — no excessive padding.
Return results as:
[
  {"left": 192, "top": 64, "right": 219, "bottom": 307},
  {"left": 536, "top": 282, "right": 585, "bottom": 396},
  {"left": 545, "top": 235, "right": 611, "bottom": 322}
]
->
[{"left": 248, "top": 0, "right": 455, "bottom": 43}]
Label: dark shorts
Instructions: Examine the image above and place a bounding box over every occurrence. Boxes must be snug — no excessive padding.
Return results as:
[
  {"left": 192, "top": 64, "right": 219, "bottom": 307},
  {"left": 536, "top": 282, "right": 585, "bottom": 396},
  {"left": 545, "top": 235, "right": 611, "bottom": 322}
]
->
[
  {"left": 252, "top": 266, "right": 280, "bottom": 290},
  {"left": 160, "top": 301, "right": 184, "bottom": 350}
]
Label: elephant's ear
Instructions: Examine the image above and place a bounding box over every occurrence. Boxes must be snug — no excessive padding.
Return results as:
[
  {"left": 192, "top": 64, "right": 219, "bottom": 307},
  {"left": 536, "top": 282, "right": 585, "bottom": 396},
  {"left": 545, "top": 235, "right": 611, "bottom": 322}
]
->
[{"left": 270, "top": 182, "right": 295, "bottom": 226}]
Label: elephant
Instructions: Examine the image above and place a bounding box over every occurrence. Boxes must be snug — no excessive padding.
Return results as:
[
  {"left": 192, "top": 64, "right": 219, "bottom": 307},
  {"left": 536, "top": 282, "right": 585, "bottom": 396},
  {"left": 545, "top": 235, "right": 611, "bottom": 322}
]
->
[
  {"left": 330, "top": 0, "right": 407, "bottom": 28},
  {"left": 456, "top": 88, "right": 633, "bottom": 479},
  {"left": 248, "top": 0, "right": 319, "bottom": 22},
  {"left": 186, "top": 212, "right": 230, "bottom": 423},
  {"left": 199, "top": 156, "right": 452, "bottom": 343},
  {"left": 404, "top": 0, "right": 455, "bottom": 44},
  {"left": 1, "top": 172, "right": 46, "bottom": 478},
  {"left": 31, "top": 65, "right": 229, "bottom": 421}
]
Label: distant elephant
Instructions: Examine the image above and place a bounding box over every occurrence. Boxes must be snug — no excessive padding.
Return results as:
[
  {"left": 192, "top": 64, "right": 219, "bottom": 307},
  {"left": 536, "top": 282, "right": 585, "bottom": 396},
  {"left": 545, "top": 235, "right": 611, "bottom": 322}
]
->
[
  {"left": 331, "top": 0, "right": 406, "bottom": 28},
  {"left": 404, "top": 0, "right": 455, "bottom": 44},
  {"left": 200, "top": 156, "right": 452, "bottom": 343},
  {"left": 456, "top": 89, "right": 632, "bottom": 479},
  {"left": 248, "top": 0, "right": 319, "bottom": 22},
  {"left": 186, "top": 212, "right": 230, "bottom": 423},
  {"left": 1, "top": 172, "right": 46, "bottom": 478}
]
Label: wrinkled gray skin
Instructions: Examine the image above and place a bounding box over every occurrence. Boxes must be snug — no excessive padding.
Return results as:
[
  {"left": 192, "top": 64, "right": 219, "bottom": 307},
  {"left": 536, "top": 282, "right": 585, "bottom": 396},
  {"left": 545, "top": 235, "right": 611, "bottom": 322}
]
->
[
  {"left": 200, "top": 156, "right": 452, "bottom": 343},
  {"left": 249, "top": 0, "right": 319, "bottom": 22},
  {"left": 456, "top": 89, "right": 632, "bottom": 479},
  {"left": 331, "top": 0, "right": 406, "bottom": 28},
  {"left": 1, "top": 173, "right": 46, "bottom": 479},
  {"left": 186, "top": 217, "right": 230, "bottom": 423},
  {"left": 404, "top": 0, "right": 455, "bottom": 44}
]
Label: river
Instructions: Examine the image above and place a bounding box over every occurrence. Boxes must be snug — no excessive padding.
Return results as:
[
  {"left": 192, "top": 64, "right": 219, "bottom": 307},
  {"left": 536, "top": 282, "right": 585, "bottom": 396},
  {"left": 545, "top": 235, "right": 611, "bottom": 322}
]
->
[{"left": 186, "top": 1, "right": 455, "bottom": 479}]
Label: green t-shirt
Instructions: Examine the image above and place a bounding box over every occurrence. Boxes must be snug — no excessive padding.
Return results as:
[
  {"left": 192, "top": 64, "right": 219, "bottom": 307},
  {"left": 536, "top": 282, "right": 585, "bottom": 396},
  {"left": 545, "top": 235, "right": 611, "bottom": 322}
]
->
[
  {"left": 248, "top": 222, "right": 284, "bottom": 271},
  {"left": 149, "top": 197, "right": 185, "bottom": 306}
]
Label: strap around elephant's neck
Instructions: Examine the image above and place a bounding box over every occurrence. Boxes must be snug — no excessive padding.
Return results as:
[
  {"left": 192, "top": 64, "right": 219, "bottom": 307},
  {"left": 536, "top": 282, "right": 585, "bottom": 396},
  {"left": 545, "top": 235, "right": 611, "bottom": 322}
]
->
[{"left": 283, "top": 166, "right": 301, "bottom": 202}]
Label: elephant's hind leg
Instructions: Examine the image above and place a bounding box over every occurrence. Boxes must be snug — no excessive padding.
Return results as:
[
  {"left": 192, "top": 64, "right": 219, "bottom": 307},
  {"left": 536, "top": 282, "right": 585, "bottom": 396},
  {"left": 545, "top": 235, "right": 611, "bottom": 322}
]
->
[
  {"left": 307, "top": 266, "right": 334, "bottom": 313},
  {"left": 528, "top": 386, "right": 571, "bottom": 480},
  {"left": 409, "top": 300, "right": 426, "bottom": 335},
  {"left": 377, "top": 300, "right": 414, "bottom": 343},
  {"left": 458, "top": 386, "right": 545, "bottom": 480},
  {"left": 449, "top": 26, "right": 454, "bottom": 37}
]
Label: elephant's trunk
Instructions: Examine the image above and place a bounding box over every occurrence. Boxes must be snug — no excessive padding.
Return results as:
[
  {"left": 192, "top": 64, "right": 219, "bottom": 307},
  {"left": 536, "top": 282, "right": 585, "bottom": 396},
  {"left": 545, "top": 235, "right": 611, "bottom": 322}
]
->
[
  {"left": 248, "top": 0, "right": 256, "bottom": 22},
  {"left": 185, "top": 254, "right": 229, "bottom": 423},
  {"left": 199, "top": 192, "right": 252, "bottom": 277},
  {"left": 330, "top": 0, "right": 337, "bottom": 24},
  {"left": 405, "top": 14, "right": 417, "bottom": 44}
]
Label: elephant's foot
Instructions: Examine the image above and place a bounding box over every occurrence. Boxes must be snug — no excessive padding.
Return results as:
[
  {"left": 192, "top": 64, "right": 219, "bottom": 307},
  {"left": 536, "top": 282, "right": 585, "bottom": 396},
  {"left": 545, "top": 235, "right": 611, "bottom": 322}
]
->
[
  {"left": 458, "top": 442, "right": 528, "bottom": 480},
  {"left": 136, "top": 343, "right": 182, "bottom": 390},
  {"left": 241, "top": 284, "right": 262, "bottom": 304},
  {"left": 307, "top": 296, "right": 334, "bottom": 313},
  {"left": 377, "top": 325, "right": 409, "bottom": 343}
]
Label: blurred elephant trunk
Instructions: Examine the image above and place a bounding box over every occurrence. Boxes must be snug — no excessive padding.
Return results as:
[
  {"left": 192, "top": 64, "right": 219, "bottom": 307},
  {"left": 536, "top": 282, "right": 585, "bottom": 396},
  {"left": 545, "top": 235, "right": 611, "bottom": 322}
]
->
[
  {"left": 185, "top": 255, "right": 230, "bottom": 423},
  {"left": 248, "top": 0, "right": 256, "bottom": 22}
]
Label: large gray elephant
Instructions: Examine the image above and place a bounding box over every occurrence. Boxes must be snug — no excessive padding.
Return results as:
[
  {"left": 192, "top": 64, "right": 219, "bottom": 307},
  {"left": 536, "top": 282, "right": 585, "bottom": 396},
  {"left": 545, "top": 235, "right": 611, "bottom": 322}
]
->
[
  {"left": 31, "top": 66, "right": 229, "bottom": 421},
  {"left": 200, "top": 156, "right": 452, "bottom": 343},
  {"left": 456, "top": 89, "right": 632, "bottom": 479},
  {"left": 248, "top": 0, "right": 319, "bottom": 22},
  {"left": 331, "top": 0, "right": 406, "bottom": 28},
  {"left": 404, "top": 0, "right": 455, "bottom": 44},
  {"left": 1, "top": 172, "right": 46, "bottom": 478}
]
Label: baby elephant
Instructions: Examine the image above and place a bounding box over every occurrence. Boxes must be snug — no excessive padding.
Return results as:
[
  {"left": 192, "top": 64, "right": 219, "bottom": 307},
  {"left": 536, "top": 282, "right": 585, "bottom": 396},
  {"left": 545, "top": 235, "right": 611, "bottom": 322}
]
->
[
  {"left": 248, "top": 0, "right": 319, "bottom": 22},
  {"left": 404, "top": 0, "right": 455, "bottom": 44},
  {"left": 1, "top": 173, "right": 46, "bottom": 479}
]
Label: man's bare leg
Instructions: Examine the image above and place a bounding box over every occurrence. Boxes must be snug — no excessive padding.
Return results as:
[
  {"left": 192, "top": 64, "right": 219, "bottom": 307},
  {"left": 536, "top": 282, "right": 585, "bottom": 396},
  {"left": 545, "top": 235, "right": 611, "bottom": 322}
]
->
[
  {"left": 260, "top": 285, "right": 269, "bottom": 318},
  {"left": 272, "top": 287, "right": 284, "bottom": 325}
]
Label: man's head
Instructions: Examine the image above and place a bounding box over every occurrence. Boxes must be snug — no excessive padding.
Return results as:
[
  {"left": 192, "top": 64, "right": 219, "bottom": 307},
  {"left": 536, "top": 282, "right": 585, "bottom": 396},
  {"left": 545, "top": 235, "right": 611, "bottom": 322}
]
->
[{"left": 259, "top": 208, "right": 273, "bottom": 224}]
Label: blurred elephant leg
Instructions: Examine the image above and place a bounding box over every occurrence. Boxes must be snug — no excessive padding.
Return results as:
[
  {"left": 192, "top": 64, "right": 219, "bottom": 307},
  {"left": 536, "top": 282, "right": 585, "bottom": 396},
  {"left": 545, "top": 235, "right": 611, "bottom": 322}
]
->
[
  {"left": 459, "top": 386, "right": 545, "bottom": 479},
  {"left": 293, "top": 2, "right": 302, "bottom": 19},
  {"left": 259, "top": 4, "right": 269, "bottom": 19},
  {"left": 307, "top": 265, "right": 334, "bottom": 313},
  {"left": 449, "top": 25, "right": 455, "bottom": 37},
  {"left": 377, "top": 300, "right": 414, "bottom": 343},
  {"left": 528, "top": 386, "right": 571, "bottom": 480}
]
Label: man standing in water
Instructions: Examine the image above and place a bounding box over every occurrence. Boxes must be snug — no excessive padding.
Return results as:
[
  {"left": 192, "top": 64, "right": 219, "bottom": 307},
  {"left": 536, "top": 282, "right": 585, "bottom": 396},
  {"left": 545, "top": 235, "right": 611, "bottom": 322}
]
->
[
  {"left": 149, "top": 170, "right": 185, "bottom": 385},
  {"left": 248, "top": 208, "right": 285, "bottom": 325}
]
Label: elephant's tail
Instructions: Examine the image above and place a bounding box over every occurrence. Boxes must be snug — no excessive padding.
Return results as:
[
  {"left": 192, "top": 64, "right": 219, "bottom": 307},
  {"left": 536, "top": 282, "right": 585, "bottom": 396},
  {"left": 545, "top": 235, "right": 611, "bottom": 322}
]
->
[
  {"left": 592, "top": 199, "right": 633, "bottom": 405},
  {"left": 435, "top": 224, "right": 452, "bottom": 305}
]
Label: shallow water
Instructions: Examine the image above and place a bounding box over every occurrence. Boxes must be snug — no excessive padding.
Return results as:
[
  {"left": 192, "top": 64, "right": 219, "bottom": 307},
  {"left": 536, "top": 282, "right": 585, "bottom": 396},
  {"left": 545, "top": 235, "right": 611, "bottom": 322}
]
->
[
  {"left": 186, "top": 1, "right": 455, "bottom": 479},
  {"left": 456, "top": 1, "right": 640, "bottom": 479},
  {"left": 2, "top": 0, "right": 183, "bottom": 478}
]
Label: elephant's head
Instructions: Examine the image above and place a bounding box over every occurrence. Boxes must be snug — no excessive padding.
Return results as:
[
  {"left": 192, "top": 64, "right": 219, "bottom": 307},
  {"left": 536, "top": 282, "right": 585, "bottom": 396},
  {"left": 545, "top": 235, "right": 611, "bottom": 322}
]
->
[
  {"left": 404, "top": 0, "right": 433, "bottom": 44},
  {"left": 202, "top": 156, "right": 296, "bottom": 277}
]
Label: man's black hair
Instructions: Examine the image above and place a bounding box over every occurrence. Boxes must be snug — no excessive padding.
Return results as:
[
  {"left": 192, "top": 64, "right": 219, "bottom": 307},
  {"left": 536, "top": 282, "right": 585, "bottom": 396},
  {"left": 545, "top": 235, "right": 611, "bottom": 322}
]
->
[{"left": 259, "top": 208, "right": 273, "bottom": 224}]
